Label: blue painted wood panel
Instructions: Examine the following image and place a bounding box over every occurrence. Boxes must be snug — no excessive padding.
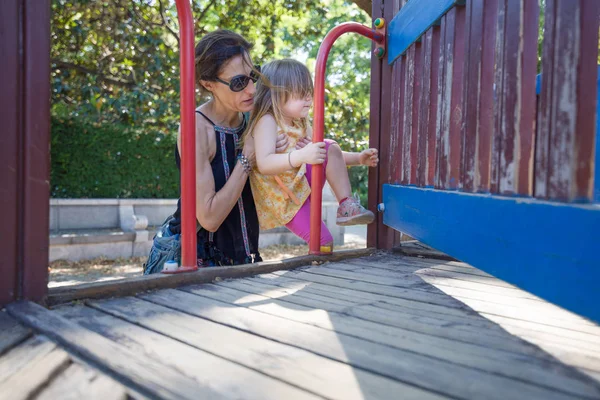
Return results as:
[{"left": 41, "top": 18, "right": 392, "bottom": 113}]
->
[
  {"left": 387, "top": 0, "right": 460, "bottom": 64},
  {"left": 383, "top": 184, "right": 600, "bottom": 322}
]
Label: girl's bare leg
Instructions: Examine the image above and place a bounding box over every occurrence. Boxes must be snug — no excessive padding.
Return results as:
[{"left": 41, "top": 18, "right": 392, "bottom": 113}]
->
[
  {"left": 325, "top": 142, "right": 352, "bottom": 202},
  {"left": 323, "top": 140, "right": 375, "bottom": 226}
]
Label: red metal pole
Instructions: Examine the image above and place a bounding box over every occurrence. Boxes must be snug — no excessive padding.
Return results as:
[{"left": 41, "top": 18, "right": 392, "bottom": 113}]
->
[
  {"left": 309, "top": 23, "right": 384, "bottom": 255},
  {"left": 171, "top": 0, "right": 198, "bottom": 272}
]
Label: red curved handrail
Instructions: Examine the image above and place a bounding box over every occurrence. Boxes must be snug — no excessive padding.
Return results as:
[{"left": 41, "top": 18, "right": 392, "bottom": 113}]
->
[{"left": 310, "top": 22, "right": 384, "bottom": 255}]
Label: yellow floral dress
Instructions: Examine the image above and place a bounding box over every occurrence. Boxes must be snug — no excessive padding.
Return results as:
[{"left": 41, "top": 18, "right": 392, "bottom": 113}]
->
[{"left": 250, "top": 125, "right": 311, "bottom": 230}]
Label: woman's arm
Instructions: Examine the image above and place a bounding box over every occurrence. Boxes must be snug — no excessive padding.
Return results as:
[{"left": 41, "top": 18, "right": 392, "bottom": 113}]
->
[
  {"left": 254, "top": 115, "right": 326, "bottom": 175},
  {"left": 178, "top": 114, "right": 251, "bottom": 232}
]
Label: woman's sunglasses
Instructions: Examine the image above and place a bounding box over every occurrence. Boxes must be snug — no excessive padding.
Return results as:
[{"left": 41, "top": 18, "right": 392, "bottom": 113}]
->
[{"left": 215, "top": 65, "right": 261, "bottom": 92}]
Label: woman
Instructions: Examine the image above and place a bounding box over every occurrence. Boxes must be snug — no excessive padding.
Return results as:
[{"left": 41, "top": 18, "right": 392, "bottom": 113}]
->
[{"left": 144, "top": 30, "right": 287, "bottom": 273}]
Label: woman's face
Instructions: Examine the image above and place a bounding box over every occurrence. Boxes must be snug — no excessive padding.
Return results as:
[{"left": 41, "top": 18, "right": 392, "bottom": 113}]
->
[{"left": 209, "top": 54, "right": 256, "bottom": 113}]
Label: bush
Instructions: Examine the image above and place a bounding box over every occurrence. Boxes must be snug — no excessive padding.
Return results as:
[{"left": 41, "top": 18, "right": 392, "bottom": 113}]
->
[
  {"left": 50, "top": 116, "right": 370, "bottom": 203},
  {"left": 51, "top": 116, "right": 179, "bottom": 198}
]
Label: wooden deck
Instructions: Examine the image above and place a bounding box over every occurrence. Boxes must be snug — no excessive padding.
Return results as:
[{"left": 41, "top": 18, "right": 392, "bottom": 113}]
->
[{"left": 2, "top": 252, "right": 600, "bottom": 399}]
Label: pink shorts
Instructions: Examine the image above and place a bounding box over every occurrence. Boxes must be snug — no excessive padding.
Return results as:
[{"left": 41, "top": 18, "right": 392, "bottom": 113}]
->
[{"left": 285, "top": 139, "right": 335, "bottom": 246}]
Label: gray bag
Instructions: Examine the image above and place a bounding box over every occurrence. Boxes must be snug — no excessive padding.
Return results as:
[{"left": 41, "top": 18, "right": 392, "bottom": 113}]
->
[{"left": 143, "top": 216, "right": 181, "bottom": 275}]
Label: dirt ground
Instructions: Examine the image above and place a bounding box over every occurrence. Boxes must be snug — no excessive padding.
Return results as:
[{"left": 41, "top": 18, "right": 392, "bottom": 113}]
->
[{"left": 48, "top": 242, "right": 364, "bottom": 288}]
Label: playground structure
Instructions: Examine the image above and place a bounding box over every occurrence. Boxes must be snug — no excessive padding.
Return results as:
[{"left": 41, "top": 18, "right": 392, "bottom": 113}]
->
[
  {"left": 2, "top": 0, "right": 597, "bottom": 315},
  {"left": 1, "top": 0, "right": 600, "bottom": 398},
  {"left": 370, "top": 0, "right": 600, "bottom": 322}
]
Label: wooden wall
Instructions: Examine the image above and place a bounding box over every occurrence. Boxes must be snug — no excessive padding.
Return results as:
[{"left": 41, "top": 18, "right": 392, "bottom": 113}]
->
[
  {"left": 369, "top": 0, "right": 600, "bottom": 249},
  {"left": 375, "top": 0, "right": 600, "bottom": 321}
]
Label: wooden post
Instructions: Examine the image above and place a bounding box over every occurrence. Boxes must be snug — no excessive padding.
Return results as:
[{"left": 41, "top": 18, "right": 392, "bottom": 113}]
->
[
  {"left": 426, "top": 27, "right": 441, "bottom": 187},
  {"left": 0, "top": 0, "right": 21, "bottom": 306},
  {"left": 536, "top": 0, "right": 600, "bottom": 202},
  {"left": 476, "top": 0, "right": 499, "bottom": 193},
  {"left": 493, "top": 0, "right": 539, "bottom": 196},
  {"left": 370, "top": 0, "right": 402, "bottom": 249},
  {"left": 461, "top": 0, "right": 488, "bottom": 192},
  {"left": 389, "top": 56, "right": 404, "bottom": 185},
  {"left": 367, "top": 0, "right": 384, "bottom": 248},
  {"left": 0, "top": 0, "right": 51, "bottom": 306}
]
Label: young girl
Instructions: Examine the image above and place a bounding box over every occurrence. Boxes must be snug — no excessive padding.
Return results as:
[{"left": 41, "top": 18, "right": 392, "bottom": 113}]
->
[{"left": 244, "top": 59, "right": 379, "bottom": 251}]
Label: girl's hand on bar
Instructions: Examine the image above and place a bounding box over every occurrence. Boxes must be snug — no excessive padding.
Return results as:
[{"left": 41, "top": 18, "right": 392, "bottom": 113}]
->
[{"left": 359, "top": 148, "right": 379, "bottom": 167}]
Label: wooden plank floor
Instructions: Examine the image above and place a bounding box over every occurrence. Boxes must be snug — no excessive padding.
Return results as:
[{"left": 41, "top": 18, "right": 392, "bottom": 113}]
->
[
  {"left": 3, "top": 252, "right": 600, "bottom": 399},
  {"left": 0, "top": 312, "right": 140, "bottom": 400}
]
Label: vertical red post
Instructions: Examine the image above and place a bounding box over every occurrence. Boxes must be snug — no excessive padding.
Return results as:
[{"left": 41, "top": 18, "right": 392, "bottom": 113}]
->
[
  {"left": 310, "top": 23, "right": 384, "bottom": 255},
  {"left": 174, "top": 0, "right": 197, "bottom": 270}
]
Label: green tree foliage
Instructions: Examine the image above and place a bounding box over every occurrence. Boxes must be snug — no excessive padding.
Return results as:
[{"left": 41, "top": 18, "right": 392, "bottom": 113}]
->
[{"left": 51, "top": 0, "right": 374, "bottom": 199}]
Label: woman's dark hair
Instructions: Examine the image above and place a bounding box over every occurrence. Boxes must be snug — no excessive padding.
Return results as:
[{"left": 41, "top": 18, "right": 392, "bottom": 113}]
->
[{"left": 195, "top": 30, "right": 253, "bottom": 88}]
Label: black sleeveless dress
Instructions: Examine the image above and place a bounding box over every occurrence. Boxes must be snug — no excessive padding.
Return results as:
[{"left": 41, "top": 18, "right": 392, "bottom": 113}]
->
[{"left": 168, "top": 111, "right": 262, "bottom": 266}]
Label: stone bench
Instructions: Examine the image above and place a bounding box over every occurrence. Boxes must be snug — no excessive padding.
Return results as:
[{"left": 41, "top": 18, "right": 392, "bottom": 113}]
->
[{"left": 50, "top": 186, "right": 344, "bottom": 262}]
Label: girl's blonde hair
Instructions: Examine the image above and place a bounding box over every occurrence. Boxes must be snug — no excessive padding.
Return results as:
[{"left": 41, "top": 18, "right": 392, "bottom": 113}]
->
[{"left": 244, "top": 59, "right": 313, "bottom": 142}]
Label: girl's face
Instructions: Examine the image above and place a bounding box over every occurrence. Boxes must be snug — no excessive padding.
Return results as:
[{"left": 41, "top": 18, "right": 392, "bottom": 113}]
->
[
  {"left": 203, "top": 54, "right": 257, "bottom": 113},
  {"left": 281, "top": 93, "right": 312, "bottom": 120}
]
